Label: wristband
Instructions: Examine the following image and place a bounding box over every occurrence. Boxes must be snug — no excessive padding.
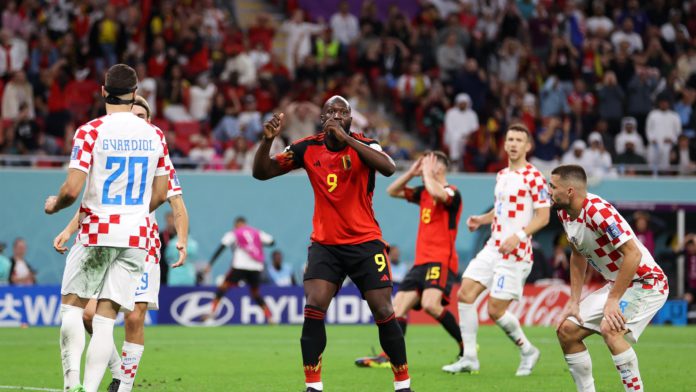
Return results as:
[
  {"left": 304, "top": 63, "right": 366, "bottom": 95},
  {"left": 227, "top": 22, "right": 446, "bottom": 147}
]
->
[{"left": 515, "top": 230, "right": 528, "bottom": 241}]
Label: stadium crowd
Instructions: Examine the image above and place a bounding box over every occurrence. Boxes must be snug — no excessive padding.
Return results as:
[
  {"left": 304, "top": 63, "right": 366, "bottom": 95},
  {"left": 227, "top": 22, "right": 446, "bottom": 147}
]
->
[{"left": 0, "top": 0, "right": 695, "bottom": 175}]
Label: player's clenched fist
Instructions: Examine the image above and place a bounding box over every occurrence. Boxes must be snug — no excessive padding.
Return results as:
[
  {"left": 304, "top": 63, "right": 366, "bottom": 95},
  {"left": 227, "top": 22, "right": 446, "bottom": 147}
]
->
[
  {"left": 466, "top": 215, "right": 484, "bottom": 232},
  {"left": 263, "top": 113, "right": 284, "bottom": 140},
  {"left": 44, "top": 195, "right": 58, "bottom": 214}
]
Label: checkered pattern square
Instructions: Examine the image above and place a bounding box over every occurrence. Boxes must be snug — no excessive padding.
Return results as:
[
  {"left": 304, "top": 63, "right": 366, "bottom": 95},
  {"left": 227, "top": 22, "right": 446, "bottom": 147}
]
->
[
  {"left": 150, "top": 124, "right": 170, "bottom": 177},
  {"left": 128, "top": 219, "right": 151, "bottom": 250},
  {"left": 121, "top": 353, "right": 138, "bottom": 379},
  {"left": 77, "top": 212, "right": 122, "bottom": 246},
  {"left": 147, "top": 220, "right": 161, "bottom": 263},
  {"left": 521, "top": 165, "right": 550, "bottom": 208},
  {"left": 68, "top": 121, "right": 102, "bottom": 173},
  {"left": 620, "top": 374, "right": 641, "bottom": 391}
]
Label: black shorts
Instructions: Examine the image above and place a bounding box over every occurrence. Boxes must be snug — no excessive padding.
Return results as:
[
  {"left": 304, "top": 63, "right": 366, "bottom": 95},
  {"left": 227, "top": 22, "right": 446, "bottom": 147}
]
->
[
  {"left": 224, "top": 268, "right": 262, "bottom": 288},
  {"left": 305, "top": 239, "right": 392, "bottom": 296},
  {"left": 398, "top": 262, "right": 457, "bottom": 309}
]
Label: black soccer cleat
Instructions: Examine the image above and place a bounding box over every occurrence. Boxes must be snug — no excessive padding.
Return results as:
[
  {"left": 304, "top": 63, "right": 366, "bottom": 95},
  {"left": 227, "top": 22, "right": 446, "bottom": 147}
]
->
[
  {"left": 306, "top": 388, "right": 322, "bottom": 392},
  {"left": 106, "top": 379, "right": 120, "bottom": 392},
  {"left": 395, "top": 389, "right": 413, "bottom": 392}
]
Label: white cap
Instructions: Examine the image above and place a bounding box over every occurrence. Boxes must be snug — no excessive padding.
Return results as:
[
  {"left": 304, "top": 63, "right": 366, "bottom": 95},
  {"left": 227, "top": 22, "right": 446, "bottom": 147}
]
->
[
  {"left": 588, "top": 132, "right": 603, "bottom": 144},
  {"left": 572, "top": 140, "right": 587, "bottom": 150},
  {"left": 455, "top": 93, "right": 471, "bottom": 105}
]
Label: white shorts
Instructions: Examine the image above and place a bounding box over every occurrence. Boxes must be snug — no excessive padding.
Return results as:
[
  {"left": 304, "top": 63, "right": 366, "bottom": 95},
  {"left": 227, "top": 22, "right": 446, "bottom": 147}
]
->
[
  {"left": 133, "top": 260, "right": 161, "bottom": 310},
  {"left": 462, "top": 245, "right": 532, "bottom": 301},
  {"left": 567, "top": 283, "right": 668, "bottom": 343},
  {"left": 61, "top": 244, "right": 146, "bottom": 312}
]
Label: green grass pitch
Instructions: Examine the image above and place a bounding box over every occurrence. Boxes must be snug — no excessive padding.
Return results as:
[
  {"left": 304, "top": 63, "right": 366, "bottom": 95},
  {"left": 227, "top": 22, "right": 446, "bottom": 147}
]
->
[{"left": 1, "top": 325, "right": 695, "bottom": 391}]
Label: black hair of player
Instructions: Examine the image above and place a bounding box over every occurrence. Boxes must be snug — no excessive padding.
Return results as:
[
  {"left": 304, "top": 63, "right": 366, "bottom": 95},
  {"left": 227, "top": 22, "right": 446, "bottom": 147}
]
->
[
  {"left": 506, "top": 123, "right": 531, "bottom": 141},
  {"left": 551, "top": 165, "right": 587, "bottom": 184},
  {"left": 431, "top": 151, "right": 450, "bottom": 168},
  {"left": 235, "top": 216, "right": 247, "bottom": 225},
  {"left": 104, "top": 64, "right": 137, "bottom": 105}
]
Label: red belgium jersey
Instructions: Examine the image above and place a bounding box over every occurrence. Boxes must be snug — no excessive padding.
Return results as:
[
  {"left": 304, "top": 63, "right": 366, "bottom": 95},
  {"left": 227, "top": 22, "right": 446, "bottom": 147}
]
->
[
  {"left": 404, "top": 185, "right": 462, "bottom": 273},
  {"left": 273, "top": 132, "right": 384, "bottom": 245}
]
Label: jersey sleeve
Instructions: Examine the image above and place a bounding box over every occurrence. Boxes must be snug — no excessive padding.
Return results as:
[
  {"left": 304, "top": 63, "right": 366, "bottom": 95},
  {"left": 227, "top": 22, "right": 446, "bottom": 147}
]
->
[
  {"left": 154, "top": 129, "right": 170, "bottom": 177},
  {"left": 445, "top": 187, "right": 462, "bottom": 210},
  {"left": 526, "top": 169, "right": 551, "bottom": 209},
  {"left": 272, "top": 140, "right": 308, "bottom": 172},
  {"left": 260, "top": 231, "right": 274, "bottom": 245},
  {"left": 588, "top": 201, "right": 633, "bottom": 249},
  {"left": 166, "top": 166, "right": 183, "bottom": 199},
  {"left": 404, "top": 186, "right": 424, "bottom": 204},
  {"left": 221, "top": 231, "right": 236, "bottom": 247},
  {"left": 69, "top": 125, "right": 98, "bottom": 173}
]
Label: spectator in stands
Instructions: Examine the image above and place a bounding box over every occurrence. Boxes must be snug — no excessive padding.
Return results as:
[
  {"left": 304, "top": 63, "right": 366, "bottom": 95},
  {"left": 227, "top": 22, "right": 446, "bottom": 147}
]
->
[
  {"left": 2, "top": 70, "right": 34, "bottom": 121},
  {"left": 615, "top": 117, "right": 645, "bottom": 156},
  {"left": 592, "top": 120, "right": 615, "bottom": 156},
  {"left": 683, "top": 234, "right": 696, "bottom": 308},
  {"left": 11, "top": 103, "right": 41, "bottom": 155},
  {"left": 396, "top": 61, "right": 430, "bottom": 133},
  {"left": 674, "top": 88, "right": 696, "bottom": 137},
  {"left": 586, "top": 2, "right": 614, "bottom": 38},
  {"left": 420, "top": 81, "right": 449, "bottom": 149},
  {"left": 189, "top": 73, "right": 216, "bottom": 122},
  {"left": 611, "top": 18, "right": 643, "bottom": 54},
  {"left": 284, "top": 100, "right": 320, "bottom": 141},
  {"left": 562, "top": 140, "right": 592, "bottom": 168},
  {"left": 189, "top": 134, "right": 217, "bottom": 167},
  {"left": 136, "top": 63, "right": 157, "bottom": 118},
  {"left": 280, "top": 9, "right": 324, "bottom": 75},
  {"left": 626, "top": 67, "right": 660, "bottom": 136},
  {"left": 223, "top": 136, "right": 250, "bottom": 171},
  {"left": 597, "top": 71, "right": 625, "bottom": 134},
  {"left": 248, "top": 13, "right": 275, "bottom": 52},
  {"left": 661, "top": 9, "right": 689, "bottom": 45},
  {"left": 222, "top": 45, "right": 257, "bottom": 89},
  {"left": 670, "top": 134, "right": 696, "bottom": 175},
  {"left": 383, "top": 131, "right": 411, "bottom": 161},
  {"left": 0, "top": 29, "right": 28, "bottom": 79},
  {"left": 615, "top": 141, "right": 648, "bottom": 175},
  {"left": 0, "top": 242, "right": 10, "bottom": 285},
  {"left": 88, "top": 4, "right": 125, "bottom": 75},
  {"left": 444, "top": 93, "right": 478, "bottom": 167},
  {"left": 585, "top": 132, "right": 615, "bottom": 178},
  {"left": 267, "top": 250, "right": 296, "bottom": 287},
  {"left": 249, "top": 42, "right": 271, "bottom": 71},
  {"left": 497, "top": 38, "right": 522, "bottom": 85},
  {"left": 29, "top": 32, "right": 59, "bottom": 78},
  {"left": 330, "top": 0, "right": 359, "bottom": 46},
  {"left": 540, "top": 76, "right": 569, "bottom": 117},
  {"left": 646, "top": 93, "right": 682, "bottom": 169},
  {"left": 530, "top": 116, "right": 568, "bottom": 173},
  {"left": 9, "top": 238, "right": 35, "bottom": 285},
  {"left": 388, "top": 245, "right": 408, "bottom": 284},
  {"left": 632, "top": 211, "right": 655, "bottom": 255},
  {"left": 314, "top": 27, "right": 342, "bottom": 85},
  {"left": 239, "top": 95, "right": 263, "bottom": 143},
  {"left": 162, "top": 64, "right": 193, "bottom": 122},
  {"left": 436, "top": 32, "right": 466, "bottom": 83}
]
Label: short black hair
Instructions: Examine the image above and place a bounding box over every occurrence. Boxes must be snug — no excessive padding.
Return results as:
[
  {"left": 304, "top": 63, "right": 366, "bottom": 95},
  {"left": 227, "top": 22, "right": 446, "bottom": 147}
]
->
[
  {"left": 105, "top": 64, "right": 137, "bottom": 96},
  {"left": 551, "top": 165, "right": 587, "bottom": 184},
  {"left": 506, "top": 123, "right": 531, "bottom": 140},
  {"left": 235, "top": 216, "right": 247, "bottom": 225}
]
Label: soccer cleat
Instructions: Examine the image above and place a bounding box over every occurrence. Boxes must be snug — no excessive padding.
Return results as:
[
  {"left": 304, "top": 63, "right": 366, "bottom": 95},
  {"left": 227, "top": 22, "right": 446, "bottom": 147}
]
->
[
  {"left": 395, "top": 389, "right": 413, "bottom": 392},
  {"left": 306, "top": 388, "right": 322, "bottom": 392},
  {"left": 354, "top": 352, "right": 391, "bottom": 368},
  {"left": 441, "top": 356, "right": 480, "bottom": 374},
  {"left": 67, "top": 385, "right": 86, "bottom": 392},
  {"left": 515, "top": 346, "right": 541, "bottom": 376},
  {"left": 106, "top": 379, "right": 121, "bottom": 392}
]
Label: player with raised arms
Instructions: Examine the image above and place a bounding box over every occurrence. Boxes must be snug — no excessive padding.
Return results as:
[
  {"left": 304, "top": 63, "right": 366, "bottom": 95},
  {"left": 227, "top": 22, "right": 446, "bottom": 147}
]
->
[
  {"left": 44, "top": 65, "right": 173, "bottom": 392},
  {"left": 550, "top": 165, "right": 668, "bottom": 392},
  {"left": 444, "top": 123, "right": 550, "bottom": 376},
  {"left": 355, "top": 151, "right": 464, "bottom": 368},
  {"left": 52, "top": 95, "right": 189, "bottom": 392},
  {"left": 253, "top": 96, "right": 412, "bottom": 392}
]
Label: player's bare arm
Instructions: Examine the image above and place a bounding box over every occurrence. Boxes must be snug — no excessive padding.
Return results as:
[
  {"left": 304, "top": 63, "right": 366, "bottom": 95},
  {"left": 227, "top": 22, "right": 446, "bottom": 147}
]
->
[
  {"left": 53, "top": 209, "right": 81, "bottom": 254},
  {"left": 149, "top": 174, "right": 169, "bottom": 213},
  {"left": 168, "top": 194, "right": 189, "bottom": 268},
  {"left": 45, "top": 169, "right": 87, "bottom": 214},
  {"left": 328, "top": 119, "right": 395, "bottom": 177},
  {"left": 386, "top": 157, "right": 422, "bottom": 199},
  {"left": 205, "top": 244, "right": 227, "bottom": 274},
  {"left": 557, "top": 244, "right": 587, "bottom": 329},
  {"left": 499, "top": 207, "right": 550, "bottom": 254},
  {"left": 604, "top": 239, "right": 641, "bottom": 332},
  {"left": 466, "top": 208, "right": 495, "bottom": 232},
  {"left": 421, "top": 154, "right": 449, "bottom": 203},
  {"left": 253, "top": 113, "right": 287, "bottom": 180}
]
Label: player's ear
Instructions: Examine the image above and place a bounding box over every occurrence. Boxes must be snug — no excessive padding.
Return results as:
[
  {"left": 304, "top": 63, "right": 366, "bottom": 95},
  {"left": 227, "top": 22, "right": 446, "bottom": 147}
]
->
[{"left": 101, "top": 86, "right": 106, "bottom": 98}]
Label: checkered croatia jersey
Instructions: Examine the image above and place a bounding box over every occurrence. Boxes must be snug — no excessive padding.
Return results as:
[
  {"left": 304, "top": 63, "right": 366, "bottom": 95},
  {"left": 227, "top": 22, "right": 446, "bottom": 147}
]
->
[
  {"left": 70, "top": 112, "right": 170, "bottom": 250},
  {"left": 486, "top": 163, "right": 550, "bottom": 262},
  {"left": 558, "top": 193, "right": 668, "bottom": 293},
  {"left": 147, "top": 167, "right": 183, "bottom": 263}
]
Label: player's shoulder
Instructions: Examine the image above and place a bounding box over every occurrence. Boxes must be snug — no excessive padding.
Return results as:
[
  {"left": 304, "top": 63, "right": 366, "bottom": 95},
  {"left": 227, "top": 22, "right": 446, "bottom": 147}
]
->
[
  {"left": 584, "top": 193, "right": 617, "bottom": 217},
  {"left": 76, "top": 115, "right": 109, "bottom": 136},
  {"left": 445, "top": 184, "right": 461, "bottom": 195},
  {"left": 292, "top": 133, "right": 324, "bottom": 147},
  {"left": 351, "top": 132, "right": 379, "bottom": 145},
  {"left": 521, "top": 163, "right": 545, "bottom": 178}
]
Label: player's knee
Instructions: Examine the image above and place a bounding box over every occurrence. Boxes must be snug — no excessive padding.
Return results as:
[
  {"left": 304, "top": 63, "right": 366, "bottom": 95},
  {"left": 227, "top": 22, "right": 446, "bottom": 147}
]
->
[
  {"left": 487, "top": 302, "right": 506, "bottom": 321},
  {"left": 557, "top": 320, "right": 580, "bottom": 343},
  {"left": 599, "top": 321, "right": 622, "bottom": 341},
  {"left": 457, "top": 288, "right": 475, "bottom": 304},
  {"left": 421, "top": 299, "right": 442, "bottom": 317},
  {"left": 372, "top": 303, "right": 395, "bottom": 321},
  {"left": 82, "top": 312, "right": 94, "bottom": 332}
]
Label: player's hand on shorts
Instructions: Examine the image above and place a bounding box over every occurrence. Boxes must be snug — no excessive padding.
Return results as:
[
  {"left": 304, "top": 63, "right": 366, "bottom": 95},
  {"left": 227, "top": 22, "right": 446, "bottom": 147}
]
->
[
  {"left": 171, "top": 241, "right": 187, "bottom": 268},
  {"left": 603, "top": 298, "right": 627, "bottom": 332},
  {"left": 262, "top": 113, "right": 284, "bottom": 140},
  {"left": 44, "top": 195, "right": 58, "bottom": 214},
  {"left": 556, "top": 300, "right": 582, "bottom": 330},
  {"left": 498, "top": 234, "right": 520, "bottom": 254},
  {"left": 324, "top": 119, "right": 349, "bottom": 143},
  {"left": 53, "top": 230, "right": 71, "bottom": 254},
  {"left": 467, "top": 215, "right": 483, "bottom": 232}
]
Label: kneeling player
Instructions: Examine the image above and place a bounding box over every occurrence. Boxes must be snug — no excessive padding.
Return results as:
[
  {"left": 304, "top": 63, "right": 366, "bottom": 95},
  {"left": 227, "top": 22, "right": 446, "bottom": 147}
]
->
[
  {"left": 356, "top": 152, "right": 463, "bottom": 368},
  {"left": 550, "top": 165, "right": 668, "bottom": 392},
  {"left": 53, "top": 96, "right": 189, "bottom": 392}
]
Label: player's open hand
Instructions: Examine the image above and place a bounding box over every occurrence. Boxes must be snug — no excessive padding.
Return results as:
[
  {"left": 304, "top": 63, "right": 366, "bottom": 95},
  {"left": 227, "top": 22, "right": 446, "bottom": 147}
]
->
[
  {"left": 421, "top": 153, "right": 438, "bottom": 176},
  {"left": 556, "top": 300, "right": 582, "bottom": 330},
  {"left": 498, "top": 234, "right": 520, "bottom": 254},
  {"left": 466, "top": 215, "right": 483, "bottom": 232},
  {"left": 407, "top": 156, "right": 423, "bottom": 177},
  {"left": 324, "top": 119, "right": 349, "bottom": 143},
  {"left": 53, "top": 230, "right": 71, "bottom": 254},
  {"left": 44, "top": 196, "right": 58, "bottom": 214},
  {"left": 171, "top": 241, "right": 187, "bottom": 268},
  {"left": 263, "top": 113, "right": 284, "bottom": 141},
  {"left": 603, "top": 298, "right": 627, "bottom": 332}
]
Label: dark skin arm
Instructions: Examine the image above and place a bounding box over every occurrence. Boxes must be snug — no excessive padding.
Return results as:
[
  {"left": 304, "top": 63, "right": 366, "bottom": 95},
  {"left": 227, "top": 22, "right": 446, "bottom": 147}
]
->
[
  {"left": 324, "top": 119, "right": 396, "bottom": 177},
  {"left": 252, "top": 113, "right": 287, "bottom": 180}
]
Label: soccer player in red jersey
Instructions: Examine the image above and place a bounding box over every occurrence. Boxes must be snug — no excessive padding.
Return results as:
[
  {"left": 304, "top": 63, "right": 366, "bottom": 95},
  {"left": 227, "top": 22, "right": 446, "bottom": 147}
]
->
[
  {"left": 355, "top": 151, "right": 464, "bottom": 368},
  {"left": 253, "top": 96, "right": 411, "bottom": 392}
]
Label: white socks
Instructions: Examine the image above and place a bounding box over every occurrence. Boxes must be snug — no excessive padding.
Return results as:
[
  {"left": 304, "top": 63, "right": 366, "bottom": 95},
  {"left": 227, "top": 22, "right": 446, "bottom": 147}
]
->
[
  {"left": 565, "top": 350, "right": 596, "bottom": 392},
  {"left": 60, "top": 304, "right": 85, "bottom": 391},
  {"left": 84, "top": 315, "right": 116, "bottom": 392},
  {"left": 108, "top": 345, "right": 122, "bottom": 380},
  {"left": 612, "top": 348, "right": 643, "bottom": 392},
  {"left": 458, "top": 302, "right": 478, "bottom": 359},
  {"left": 394, "top": 378, "right": 410, "bottom": 391},
  {"left": 495, "top": 311, "right": 533, "bottom": 353},
  {"left": 118, "top": 341, "right": 144, "bottom": 392},
  {"left": 306, "top": 381, "right": 323, "bottom": 391}
]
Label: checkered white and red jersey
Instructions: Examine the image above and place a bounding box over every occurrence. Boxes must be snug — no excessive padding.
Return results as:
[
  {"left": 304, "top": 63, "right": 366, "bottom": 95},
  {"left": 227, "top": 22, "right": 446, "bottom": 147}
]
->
[
  {"left": 558, "top": 193, "right": 668, "bottom": 294},
  {"left": 69, "top": 112, "right": 170, "bottom": 250},
  {"left": 146, "top": 167, "right": 183, "bottom": 263},
  {"left": 486, "top": 163, "right": 550, "bottom": 262}
]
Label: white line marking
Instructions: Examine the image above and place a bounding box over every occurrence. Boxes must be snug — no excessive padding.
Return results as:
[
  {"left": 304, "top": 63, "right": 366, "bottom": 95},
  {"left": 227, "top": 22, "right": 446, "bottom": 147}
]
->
[{"left": 0, "top": 386, "right": 62, "bottom": 391}]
